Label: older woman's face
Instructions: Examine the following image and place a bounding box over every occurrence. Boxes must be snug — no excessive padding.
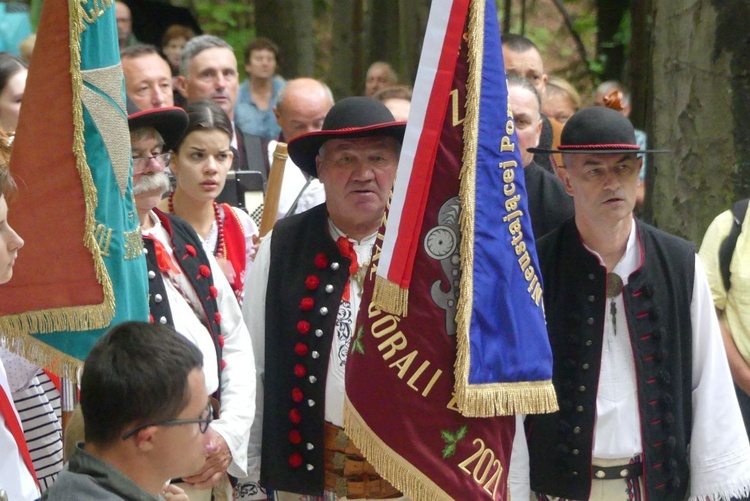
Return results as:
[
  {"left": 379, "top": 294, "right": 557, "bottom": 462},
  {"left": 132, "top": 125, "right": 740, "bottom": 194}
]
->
[{"left": 0, "top": 68, "right": 27, "bottom": 133}]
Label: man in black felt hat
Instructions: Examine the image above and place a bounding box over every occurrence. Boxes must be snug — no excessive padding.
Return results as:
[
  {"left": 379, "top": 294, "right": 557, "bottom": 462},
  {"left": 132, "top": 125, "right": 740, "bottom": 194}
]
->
[
  {"left": 240, "top": 97, "right": 406, "bottom": 500},
  {"left": 128, "top": 106, "right": 256, "bottom": 501},
  {"left": 517, "top": 106, "right": 750, "bottom": 500}
]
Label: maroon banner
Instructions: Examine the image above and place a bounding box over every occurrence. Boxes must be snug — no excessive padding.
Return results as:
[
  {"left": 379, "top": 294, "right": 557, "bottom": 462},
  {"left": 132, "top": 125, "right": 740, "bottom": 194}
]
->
[{"left": 344, "top": 16, "right": 515, "bottom": 500}]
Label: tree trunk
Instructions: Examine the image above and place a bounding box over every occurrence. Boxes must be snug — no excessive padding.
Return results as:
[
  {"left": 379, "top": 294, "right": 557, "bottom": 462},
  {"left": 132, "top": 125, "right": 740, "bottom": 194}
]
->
[
  {"left": 329, "top": 0, "right": 358, "bottom": 99},
  {"left": 367, "top": 0, "right": 402, "bottom": 75},
  {"left": 650, "top": 0, "right": 750, "bottom": 242},
  {"left": 397, "top": 0, "right": 431, "bottom": 86},
  {"left": 596, "top": 0, "right": 629, "bottom": 82},
  {"left": 255, "top": 0, "right": 314, "bottom": 78}
]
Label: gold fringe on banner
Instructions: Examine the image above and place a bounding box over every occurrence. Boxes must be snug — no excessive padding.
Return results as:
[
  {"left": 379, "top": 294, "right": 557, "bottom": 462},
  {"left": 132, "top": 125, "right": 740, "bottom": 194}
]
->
[
  {"left": 0, "top": 333, "right": 84, "bottom": 383},
  {"left": 372, "top": 276, "right": 409, "bottom": 317},
  {"left": 343, "top": 399, "right": 452, "bottom": 501},
  {"left": 454, "top": 0, "right": 558, "bottom": 417}
]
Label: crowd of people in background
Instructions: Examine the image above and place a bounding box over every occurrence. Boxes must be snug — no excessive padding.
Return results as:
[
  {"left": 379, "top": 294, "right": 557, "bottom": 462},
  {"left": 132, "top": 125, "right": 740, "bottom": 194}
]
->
[{"left": 2, "top": 2, "right": 750, "bottom": 500}]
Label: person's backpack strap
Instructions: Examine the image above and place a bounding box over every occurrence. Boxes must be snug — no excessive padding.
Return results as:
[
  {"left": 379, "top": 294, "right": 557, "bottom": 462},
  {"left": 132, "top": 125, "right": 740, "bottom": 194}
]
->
[{"left": 719, "top": 198, "right": 749, "bottom": 291}]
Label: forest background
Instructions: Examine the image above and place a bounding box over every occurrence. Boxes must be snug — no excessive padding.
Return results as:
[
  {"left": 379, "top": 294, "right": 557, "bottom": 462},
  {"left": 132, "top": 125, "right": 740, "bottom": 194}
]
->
[{"left": 23, "top": 0, "right": 750, "bottom": 245}]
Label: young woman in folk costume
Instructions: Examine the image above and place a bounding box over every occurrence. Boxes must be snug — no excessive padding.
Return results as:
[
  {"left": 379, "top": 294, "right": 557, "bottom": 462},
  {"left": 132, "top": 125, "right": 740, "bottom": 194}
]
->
[
  {"left": 0, "top": 130, "right": 64, "bottom": 495},
  {"left": 158, "top": 100, "right": 259, "bottom": 304}
]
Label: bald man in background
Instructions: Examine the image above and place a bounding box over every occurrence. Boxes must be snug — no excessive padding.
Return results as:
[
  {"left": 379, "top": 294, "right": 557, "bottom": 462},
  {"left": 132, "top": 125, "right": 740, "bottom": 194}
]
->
[{"left": 268, "top": 78, "right": 334, "bottom": 219}]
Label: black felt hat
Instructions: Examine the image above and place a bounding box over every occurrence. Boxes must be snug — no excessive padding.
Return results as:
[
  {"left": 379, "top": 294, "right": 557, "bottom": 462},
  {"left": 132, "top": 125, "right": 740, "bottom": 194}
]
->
[
  {"left": 528, "top": 106, "right": 668, "bottom": 155},
  {"left": 127, "top": 106, "right": 189, "bottom": 152},
  {"left": 288, "top": 96, "right": 406, "bottom": 178}
]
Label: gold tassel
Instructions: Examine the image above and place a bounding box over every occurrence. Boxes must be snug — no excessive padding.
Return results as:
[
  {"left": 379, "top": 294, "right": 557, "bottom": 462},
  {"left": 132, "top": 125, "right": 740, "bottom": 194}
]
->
[
  {"left": 372, "top": 276, "right": 409, "bottom": 317},
  {"left": 343, "top": 400, "right": 453, "bottom": 501}
]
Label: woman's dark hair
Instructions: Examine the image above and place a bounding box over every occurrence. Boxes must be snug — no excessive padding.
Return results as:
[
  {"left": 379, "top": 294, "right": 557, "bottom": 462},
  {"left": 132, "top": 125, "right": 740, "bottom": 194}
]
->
[
  {"left": 175, "top": 100, "right": 233, "bottom": 151},
  {"left": 0, "top": 53, "right": 27, "bottom": 94}
]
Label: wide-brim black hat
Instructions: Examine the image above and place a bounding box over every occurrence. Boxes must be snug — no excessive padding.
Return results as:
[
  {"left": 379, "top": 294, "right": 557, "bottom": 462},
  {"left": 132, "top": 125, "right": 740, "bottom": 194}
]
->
[
  {"left": 528, "top": 106, "right": 668, "bottom": 155},
  {"left": 288, "top": 96, "right": 406, "bottom": 178},
  {"left": 127, "top": 106, "right": 189, "bottom": 152}
]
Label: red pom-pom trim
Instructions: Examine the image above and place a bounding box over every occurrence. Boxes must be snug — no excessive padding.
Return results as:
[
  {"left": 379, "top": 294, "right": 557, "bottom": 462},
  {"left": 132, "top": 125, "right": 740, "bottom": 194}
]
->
[
  {"left": 294, "top": 342, "right": 309, "bottom": 356},
  {"left": 218, "top": 335, "right": 225, "bottom": 348},
  {"left": 185, "top": 245, "right": 197, "bottom": 257},
  {"left": 209, "top": 285, "right": 219, "bottom": 298},
  {"left": 305, "top": 275, "right": 320, "bottom": 290},
  {"left": 289, "top": 408, "right": 302, "bottom": 424},
  {"left": 289, "top": 452, "right": 303, "bottom": 468},
  {"left": 314, "top": 253, "right": 328, "bottom": 270},
  {"left": 221, "top": 359, "right": 227, "bottom": 371},
  {"left": 297, "top": 321, "right": 310, "bottom": 334},
  {"left": 292, "top": 387, "right": 304, "bottom": 402},
  {"left": 300, "top": 297, "right": 314, "bottom": 311},
  {"left": 214, "top": 312, "right": 222, "bottom": 324},
  {"left": 289, "top": 430, "right": 302, "bottom": 444},
  {"left": 294, "top": 364, "right": 307, "bottom": 378},
  {"left": 198, "top": 265, "right": 211, "bottom": 278}
]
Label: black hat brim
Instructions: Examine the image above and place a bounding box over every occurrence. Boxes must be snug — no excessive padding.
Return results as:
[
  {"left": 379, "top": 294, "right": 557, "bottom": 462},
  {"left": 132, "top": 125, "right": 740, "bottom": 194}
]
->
[
  {"left": 128, "top": 107, "right": 189, "bottom": 152},
  {"left": 527, "top": 146, "right": 670, "bottom": 155},
  {"left": 288, "top": 122, "right": 406, "bottom": 178}
]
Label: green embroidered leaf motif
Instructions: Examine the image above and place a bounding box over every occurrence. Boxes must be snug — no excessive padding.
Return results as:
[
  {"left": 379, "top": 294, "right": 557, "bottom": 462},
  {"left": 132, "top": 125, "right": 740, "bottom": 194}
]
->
[
  {"left": 351, "top": 326, "right": 365, "bottom": 355},
  {"left": 441, "top": 429, "right": 455, "bottom": 443},
  {"left": 455, "top": 424, "right": 468, "bottom": 441},
  {"left": 353, "top": 339, "right": 365, "bottom": 355},
  {"left": 442, "top": 443, "right": 457, "bottom": 459}
]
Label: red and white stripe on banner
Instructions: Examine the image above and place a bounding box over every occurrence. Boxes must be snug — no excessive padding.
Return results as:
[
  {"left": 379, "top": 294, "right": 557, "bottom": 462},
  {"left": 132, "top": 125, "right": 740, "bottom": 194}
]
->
[{"left": 375, "top": 0, "right": 469, "bottom": 295}]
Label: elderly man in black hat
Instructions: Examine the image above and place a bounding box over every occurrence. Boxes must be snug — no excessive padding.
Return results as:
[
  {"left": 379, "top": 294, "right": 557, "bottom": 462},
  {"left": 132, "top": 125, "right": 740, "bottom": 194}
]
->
[
  {"left": 240, "top": 97, "right": 405, "bottom": 500},
  {"left": 516, "top": 106, "right": 750, "bottom": 500},
  {"left": 128, "top": 106, "right": 256, "bottom": 501}
]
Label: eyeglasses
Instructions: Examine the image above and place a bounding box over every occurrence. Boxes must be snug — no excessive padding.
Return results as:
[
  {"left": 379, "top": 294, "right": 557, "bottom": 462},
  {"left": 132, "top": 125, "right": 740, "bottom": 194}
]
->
[
  {"left": 132, "top": 152, "right": 171, "bottom": 169},
  {"left": 121, "top": 402, "right": 214, "bottom": 440}
]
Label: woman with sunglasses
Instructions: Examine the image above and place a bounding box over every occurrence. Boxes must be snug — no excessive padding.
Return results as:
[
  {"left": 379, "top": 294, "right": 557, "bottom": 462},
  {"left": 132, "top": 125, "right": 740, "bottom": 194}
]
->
[{"left": 158, "top": 100, "right": 258, "bottom": 305}]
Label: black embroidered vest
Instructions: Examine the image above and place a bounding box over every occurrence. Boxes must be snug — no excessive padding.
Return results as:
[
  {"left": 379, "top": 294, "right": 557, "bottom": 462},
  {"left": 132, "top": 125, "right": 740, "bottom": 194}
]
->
[
  {"left": 526, "top": 219, "right": 695, "bottom": 500},
  {"left": 260, "top": 204, "right": 352, "bottom": 496},
  {"left": 143, "top": 210, "right": 224, "bottom": 399}
]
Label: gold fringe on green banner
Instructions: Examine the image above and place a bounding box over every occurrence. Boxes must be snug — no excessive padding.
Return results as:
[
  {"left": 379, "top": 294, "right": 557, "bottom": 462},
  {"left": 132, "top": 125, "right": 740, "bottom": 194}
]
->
[
  {"left": 343, "top": 399, "right": 453, "bottom": 501},
  {"left": 0, "top": 333, "right": 84, "bottom": 383},
  {"left": 372, "top": 276, "right": 409, "bottom": 317},
  {"left": 453, "top": 0, "right": 558, "bottom": 417}
]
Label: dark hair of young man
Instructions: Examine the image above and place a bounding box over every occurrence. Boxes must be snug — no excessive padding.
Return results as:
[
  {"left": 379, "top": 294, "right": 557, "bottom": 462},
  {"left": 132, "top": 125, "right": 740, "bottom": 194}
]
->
[{"left": 80, "top": 321, "right": 203, "bottom": 446}]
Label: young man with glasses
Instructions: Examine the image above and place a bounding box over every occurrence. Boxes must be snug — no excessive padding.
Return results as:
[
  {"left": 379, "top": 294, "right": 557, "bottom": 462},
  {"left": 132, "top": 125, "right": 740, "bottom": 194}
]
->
[{"left": 43, "top": 321, "right": 212, "bottom": 500}]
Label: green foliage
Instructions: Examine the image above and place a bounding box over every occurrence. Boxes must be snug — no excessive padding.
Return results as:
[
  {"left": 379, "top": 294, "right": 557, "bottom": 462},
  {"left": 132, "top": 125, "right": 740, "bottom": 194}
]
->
[
  {"left": 441, "top": 424, "right": 468, "bottom": 459},
  {"left": 192, "top": 0, "right": 255, "bottom": 75}
]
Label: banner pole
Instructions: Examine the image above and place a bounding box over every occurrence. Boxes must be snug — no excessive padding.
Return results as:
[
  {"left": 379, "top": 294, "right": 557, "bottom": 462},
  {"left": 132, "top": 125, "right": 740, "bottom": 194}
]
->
[{"left": 258, "top": 142, "right": 288, "bottom": 237}]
